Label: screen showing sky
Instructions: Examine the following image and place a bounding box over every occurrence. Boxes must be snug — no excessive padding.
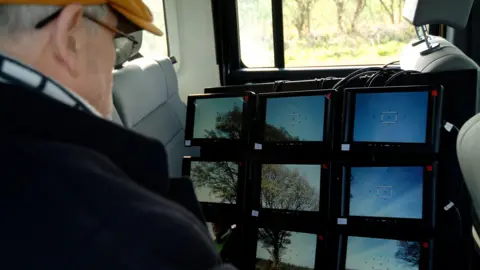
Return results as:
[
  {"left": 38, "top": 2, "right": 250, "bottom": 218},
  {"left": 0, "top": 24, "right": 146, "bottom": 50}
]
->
[
  {"left": 264, "top": 95, "right": 325, "bottom": 142},
  {"left": 261, "top": 164, "right": 321, "bottom": 212},
  {"left": 349, "top": 166, "right": 423, "bottom": 219},
  {"left": 256, "top": 230, "right": 316, "bottom": 269},
  {"left": 353, "top": 91, "right": 429, "bottom": 143},
  {"left": 346, "top": 236, "right": 421, "bottom": 270},
  {"left": 190, "top": 161, "right": 239, "bottom": 204},
  {"left": 193, "top": 97, "right": 244, "bottom": 139}
]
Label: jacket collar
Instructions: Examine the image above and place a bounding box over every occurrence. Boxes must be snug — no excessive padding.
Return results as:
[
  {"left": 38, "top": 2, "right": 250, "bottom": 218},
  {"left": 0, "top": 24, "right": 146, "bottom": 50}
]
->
[{"left": 0, "top": 82, "right": 170, "bottom": 196}]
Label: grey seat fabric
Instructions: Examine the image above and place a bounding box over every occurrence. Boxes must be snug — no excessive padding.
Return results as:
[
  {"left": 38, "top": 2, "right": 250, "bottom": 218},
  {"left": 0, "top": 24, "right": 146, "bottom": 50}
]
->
[
  {"left": 111, "top": 103, "right": 123, "bottom": 125},
  {"left": 457, "top": 113, "right": 480, "bottom": 249},
  {"left": 112, "top": 56, "right": 197, "bottom": 177}
]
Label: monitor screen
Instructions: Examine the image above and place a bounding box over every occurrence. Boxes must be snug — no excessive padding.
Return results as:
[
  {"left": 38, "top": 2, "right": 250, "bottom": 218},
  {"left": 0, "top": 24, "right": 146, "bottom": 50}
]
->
[
  {"left": 264, "top": 95, "right": 325, "bottom": 142},
  {"left": 193, "top": 97, "right": 244, "bottom": 139},
  {"left": 190, "top": 161, "right": 239, "bottom": 204},
  {"left": 348, "top": 166, "right": 424, "bottom": 219},
  {"left": 352, "top": 91, "right": 429, "bottom": 143},
  {"left": 345, "top": 236, "right": 421, "bottom": 270},
  {"left": 260, "top": 164, "right": 321, "bottom": 212},
  {"left": 256, "top": 229, "right": 317, "bottom": 269}
]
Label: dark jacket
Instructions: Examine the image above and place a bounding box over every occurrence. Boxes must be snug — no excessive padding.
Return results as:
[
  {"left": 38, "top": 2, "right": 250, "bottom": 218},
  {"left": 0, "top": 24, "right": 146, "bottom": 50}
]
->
[{"left": 0, "top": 82, "right": 231, "bottom": 270}]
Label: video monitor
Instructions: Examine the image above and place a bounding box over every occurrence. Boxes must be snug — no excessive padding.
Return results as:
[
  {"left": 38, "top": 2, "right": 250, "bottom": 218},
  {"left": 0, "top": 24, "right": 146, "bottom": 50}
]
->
[
  {"left": 260, "top": 164, "right": 322, "bottom": 212},
  {"left": 185, "top": 92, "right": 255, "bottom": 147},
  {"left": 340, "top": 235, "right": 431, "bottom": 270},
  {"left": 182, "top": 157, "right": 244, "bottom": 208},
  {"left": 340, "top": 163, "right": 436, "bottom": 228},
  {"left": 256, "top": 90, "right": 335, "bottom": 154},
  {"left": 342, "top": 85, "right": 442, "bottom": 153},
  {"left": 256, "top": 228, "right": 317, "bottom": 270}
]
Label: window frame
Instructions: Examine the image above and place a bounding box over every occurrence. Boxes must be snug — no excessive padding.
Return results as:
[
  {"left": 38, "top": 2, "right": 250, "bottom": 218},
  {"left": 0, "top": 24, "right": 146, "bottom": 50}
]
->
[{"left": 212, "top": 0, "right": 443, "bottom": 86}]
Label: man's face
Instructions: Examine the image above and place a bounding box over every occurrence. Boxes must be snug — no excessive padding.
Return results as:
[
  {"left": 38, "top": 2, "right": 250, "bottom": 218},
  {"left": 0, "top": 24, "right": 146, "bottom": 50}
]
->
[
  {"left": 75, "top": 7, "right": 117, "bottom": 117},
  {"left": 42, "top": 4, "right": 118, "bottom": 118}
]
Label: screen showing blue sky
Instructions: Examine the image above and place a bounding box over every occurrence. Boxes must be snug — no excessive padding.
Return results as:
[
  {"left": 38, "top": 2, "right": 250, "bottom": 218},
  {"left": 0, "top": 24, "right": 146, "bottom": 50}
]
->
[
  {"left": 265, "top": 95, "right": 325, "bottom": 141},
  {"left": 261, "top": 164, "right": 321, "bottom": 211},
  {"left": 353, "top": 91, "right": 429, "bottom": 143},
  {"left": 190, "top": 161, "right": 239, "bottom": 204},
  {"left": 349, "top": 166, "right": 423, "bottom": 219},
  {"left": 256, "top": 230, "right": 316, "bottom": 269},
  {"left": 193, "top": 97, "right": 244, "bottom": 139},
  {"left": 346, "top": 236, "right": 421, "bottom": 270}
]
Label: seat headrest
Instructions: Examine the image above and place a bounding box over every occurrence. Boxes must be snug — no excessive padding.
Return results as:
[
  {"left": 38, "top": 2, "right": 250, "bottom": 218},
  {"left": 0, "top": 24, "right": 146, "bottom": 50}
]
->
[
  {"left": 457, "top": 113, "right": 480, "bottom": 233},
  {"left": 112, "top": 57, "right": 178, "bottom": 127},
  {"left": 403, "top": 0, "right": 474, "bottom": 29},
  {"left": 115, "top": 31, "right": 143, "bottom": 67},
  {"left": 400, "top": 36, "right": 480, "bottom": 72}
]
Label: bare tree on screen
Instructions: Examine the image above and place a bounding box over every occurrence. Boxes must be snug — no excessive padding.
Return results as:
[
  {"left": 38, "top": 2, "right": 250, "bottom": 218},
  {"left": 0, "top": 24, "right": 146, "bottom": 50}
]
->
[
  {"left": 261, "top": 164, "right": 319, "bottom": 212},
  {"left": 395, "top": 241, "right": 421, "bottom": 267},
  {"left": 191, "top": 161, "right": 238, "bottom": 204},
  {"left": 204, "top": 104, "right": 242, "bottom": 140},
  {"left": 258, "top": 228, "right": 292, "bottom": 269}
]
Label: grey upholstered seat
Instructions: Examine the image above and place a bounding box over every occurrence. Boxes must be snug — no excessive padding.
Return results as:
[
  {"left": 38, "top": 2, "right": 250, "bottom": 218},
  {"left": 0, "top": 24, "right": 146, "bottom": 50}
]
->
[{"left": 112, "top": 56, "right": 197, "bottom": 177}]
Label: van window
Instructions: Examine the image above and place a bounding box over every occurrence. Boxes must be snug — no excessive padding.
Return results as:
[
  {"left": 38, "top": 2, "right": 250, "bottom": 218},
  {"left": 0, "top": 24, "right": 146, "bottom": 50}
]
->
[
  {"left": 237, "top": 0, "right": 417, "bottom": 67},
  {"left": 140, "top": 0, "right": 169, "bottom": 58}
]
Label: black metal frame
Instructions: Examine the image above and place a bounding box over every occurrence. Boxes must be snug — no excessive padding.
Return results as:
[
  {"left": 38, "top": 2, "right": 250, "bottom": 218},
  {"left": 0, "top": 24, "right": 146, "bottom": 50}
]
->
[
  {"left": 184, "top": 91, "right": 256, "bottom": 152},
  {"left": 254, "top": 89, "right": 336, "bottom": 158},
  {"left": 335, "top": 161, "right": 437, "bottom": 233},
  {"left": 181, "top": 156, "right": 247, "bottom": 220},
  {"left": 341, "top": 85, "right": 443, "bottom": 155},
  {"left": 336, "top": 233, "right": 433, "bottom": 270}
]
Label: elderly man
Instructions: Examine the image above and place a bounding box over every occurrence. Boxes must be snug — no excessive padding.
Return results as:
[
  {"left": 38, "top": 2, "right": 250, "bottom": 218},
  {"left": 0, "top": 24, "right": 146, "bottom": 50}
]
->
[{"left": 0, "top": 1, "right": 230, "bottom": 269}]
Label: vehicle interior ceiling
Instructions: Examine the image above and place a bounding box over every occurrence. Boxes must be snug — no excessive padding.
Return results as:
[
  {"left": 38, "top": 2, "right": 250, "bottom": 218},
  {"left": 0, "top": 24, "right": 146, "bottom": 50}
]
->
[{"left": 112, "top": 0, "right": 480, "bottom": 269}]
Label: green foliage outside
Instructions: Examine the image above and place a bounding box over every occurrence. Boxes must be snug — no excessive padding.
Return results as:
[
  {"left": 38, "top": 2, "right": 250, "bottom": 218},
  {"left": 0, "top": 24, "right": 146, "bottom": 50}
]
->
[{"left": 237, "top": 0, "right": 417, "bottom": 67}]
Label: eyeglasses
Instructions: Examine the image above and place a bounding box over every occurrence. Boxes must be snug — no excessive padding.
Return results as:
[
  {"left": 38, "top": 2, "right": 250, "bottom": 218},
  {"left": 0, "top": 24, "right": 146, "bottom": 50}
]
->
[{"left": 35, "top": 8, "right": 138, "bottom": 46}]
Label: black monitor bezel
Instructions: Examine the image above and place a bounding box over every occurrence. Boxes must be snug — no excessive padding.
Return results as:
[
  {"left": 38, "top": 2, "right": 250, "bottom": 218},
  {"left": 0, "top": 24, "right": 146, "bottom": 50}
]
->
[
  {"left": 337, "top": 233, "right": 433, "bottom": 270},
  {"left": 338, "top": 161, "right": 437, "bottom": 231},
  {"left": 251, "top": 158, "right": 331, "bottom": 229},
  {"left": 182, "top": 156, "right": 246, "bottom": 216},
  {"left": 184, "top": 92, "right": 256, "bottom": 149},
  {"left": 255, "top": 89, "right": 336, "bottom": 156},
  {"left": 342, "top": 85, "right": 443, "bottom": 154},
  {"left": 249, "top": 222, "right": 327, "bottom": 270}
]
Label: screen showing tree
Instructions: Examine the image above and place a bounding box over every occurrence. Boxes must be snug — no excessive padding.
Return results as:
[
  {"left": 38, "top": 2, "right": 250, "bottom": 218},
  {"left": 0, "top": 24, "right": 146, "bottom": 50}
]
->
[
  {"left": 349, "top": 166, "right": 423, "bottom": 219},
  {"left": 264, "top": 95, "right": 325, "bottom": 142},
  {"left": 190, "top": 161, "right": 239, "bottom": 204},
  {"left": 261, "top": 164, "right": 320, "bottom": 212},
  {"left": 352, "top": 91, "right": 429, "bottom": 143},
  {"left": 256, "top": 229, "right": 317, "bottom": 270},
  {"left": 346, "top": 236, "right": 421, "bottom": 270},
  {"left": 193, "top": 97, "right": 244, "bottom": 139}
]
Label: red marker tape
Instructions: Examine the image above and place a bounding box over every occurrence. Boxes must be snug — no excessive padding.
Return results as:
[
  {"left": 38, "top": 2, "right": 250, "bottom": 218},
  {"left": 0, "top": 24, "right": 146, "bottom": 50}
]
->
[
  {"left": 423, "top": 242, "right": 429, "bottom": 248},
  {"left": 426, "top": 165, "right": 433, "bottom": 172},
  {"left": 322, "top": 164, "right": 328, "bottom": 169},
  {"left": 431, "top": 90, "right": 438, "bottom": 97},
  {"left": 317, "top": 235, "right": 324, "bottom": 241},
  {"left": 239, "top": 162, "right": 243, "bottom": 166},
  {"left": 244, "top": 96, "right": 249, "bottom": 102},
  {"left": 326, "top": 93, "right": 331, "bottom": 99}
]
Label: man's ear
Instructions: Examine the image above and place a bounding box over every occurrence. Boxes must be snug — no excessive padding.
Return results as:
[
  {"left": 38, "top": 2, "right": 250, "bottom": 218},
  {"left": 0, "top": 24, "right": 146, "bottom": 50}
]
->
[{"left": 52, "top": 4, "right": 84, "bottom": 78}]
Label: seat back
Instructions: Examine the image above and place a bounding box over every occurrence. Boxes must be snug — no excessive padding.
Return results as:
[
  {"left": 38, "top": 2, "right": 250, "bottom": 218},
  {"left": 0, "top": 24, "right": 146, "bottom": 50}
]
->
[{"left": 112, "top": 56, "right": 198, "bottom": 177}]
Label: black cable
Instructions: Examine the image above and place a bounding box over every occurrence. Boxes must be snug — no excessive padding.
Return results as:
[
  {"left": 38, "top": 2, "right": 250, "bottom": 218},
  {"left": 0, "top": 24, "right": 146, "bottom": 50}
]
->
[{"left": 384, "top": 70, "right": 421, "bottom": 86}]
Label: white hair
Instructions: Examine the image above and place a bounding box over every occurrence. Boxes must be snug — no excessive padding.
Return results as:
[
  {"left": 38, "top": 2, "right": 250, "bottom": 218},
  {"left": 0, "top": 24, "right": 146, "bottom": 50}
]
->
[{"left": 0, "top": 4, "right": 109, "bottom": 37}]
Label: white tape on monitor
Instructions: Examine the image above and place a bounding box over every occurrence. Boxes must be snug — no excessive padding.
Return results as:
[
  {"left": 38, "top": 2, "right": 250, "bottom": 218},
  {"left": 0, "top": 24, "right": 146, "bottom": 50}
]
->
[
  {"left": 185, "top": 140, "right": 191, "bottom": 147},
  {"left": 337, "top": 218, "right": 347, "bottom": 225},
  {"left": 341, "top": 144, "right": 350, "bottom": 151},
  {"left": 251, "top": 210, "right": 259, "bottom": 217},
  {"left": 254, "top": 143, "right": 262, "bottom": 150}
]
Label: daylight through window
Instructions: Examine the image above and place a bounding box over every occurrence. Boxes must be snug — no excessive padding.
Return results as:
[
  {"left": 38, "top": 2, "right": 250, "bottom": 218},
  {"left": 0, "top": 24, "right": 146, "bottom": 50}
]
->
[
  {"left": 237, "top": 0, "right": 418, "bottom": 67},
  {"left": 140, "top": 0, "right": 169, "bottom": 58}
]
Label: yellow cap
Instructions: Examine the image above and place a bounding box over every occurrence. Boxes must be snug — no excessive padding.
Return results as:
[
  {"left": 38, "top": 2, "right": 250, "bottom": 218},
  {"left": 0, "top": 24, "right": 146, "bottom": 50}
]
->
[{"left": 0, "top": 0, "right": 163, "bottom": 36}]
